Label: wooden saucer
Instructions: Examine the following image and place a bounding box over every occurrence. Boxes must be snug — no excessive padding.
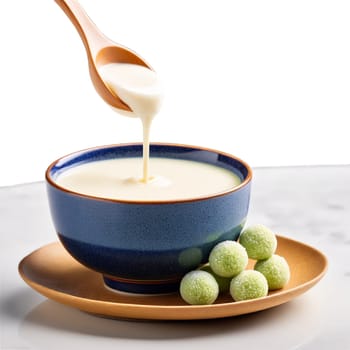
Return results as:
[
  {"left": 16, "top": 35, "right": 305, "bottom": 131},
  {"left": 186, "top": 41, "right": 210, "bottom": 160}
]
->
[{"left": 18, "top": 235, "right": 327, "bottom": 320}]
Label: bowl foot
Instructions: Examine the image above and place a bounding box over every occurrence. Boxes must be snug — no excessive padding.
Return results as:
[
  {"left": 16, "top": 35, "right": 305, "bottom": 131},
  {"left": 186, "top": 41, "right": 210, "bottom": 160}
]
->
[{"left": 103, "top": 275, "right": 180, "bottom": 294}]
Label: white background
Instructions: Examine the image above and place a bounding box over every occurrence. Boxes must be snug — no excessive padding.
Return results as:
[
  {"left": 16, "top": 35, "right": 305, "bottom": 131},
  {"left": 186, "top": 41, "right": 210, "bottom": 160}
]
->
[{"left": 1, "top": 0, "right": 349, "bottom": 186}]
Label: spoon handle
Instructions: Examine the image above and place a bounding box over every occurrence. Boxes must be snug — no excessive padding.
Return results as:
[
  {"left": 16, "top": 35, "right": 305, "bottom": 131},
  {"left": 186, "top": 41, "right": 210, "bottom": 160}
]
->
[{"left": 54, "top": 0, "right": 113, "bottom": 58}]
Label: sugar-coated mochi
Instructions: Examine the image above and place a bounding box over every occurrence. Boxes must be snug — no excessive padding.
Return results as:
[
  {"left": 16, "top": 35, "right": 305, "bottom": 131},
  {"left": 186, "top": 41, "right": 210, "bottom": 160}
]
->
[
  {"left": 254, "top": 254, "right": 290, "bottom": 290},
  {"left": 209, "top": 240, "right": 248, "bottom": 278},
  {"left": 239, "top": 224, "right": 277, "bottom": 260},
  {"left": 230, "top": 270, "right": 268, "bottom": 301},
  {"left": 200, "top": 264, "right": 231, "bottom": 293},
  {"left": 180, "top": 270, "right": 219, "bottom": 305}
]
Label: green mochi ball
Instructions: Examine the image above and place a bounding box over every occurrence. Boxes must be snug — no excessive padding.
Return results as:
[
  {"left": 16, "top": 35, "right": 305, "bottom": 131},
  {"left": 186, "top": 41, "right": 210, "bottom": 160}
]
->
[
  {"left": 180, "top": 270, "right": 219, "bottom": 305},
  {"left": 209, "top": 240, "right": 248, "bottom": 278},
  {"left": 239, "top": 224, "right": 277, "bottom": 260},
  {"left": 254, "top": 254, "right": 290, "bottom": 290},
  {"left": 230, "top": 270, "right": 268, "bottom": 301},
  {"left": 200, "top": 264, "right": 231, "bottom": 293}
]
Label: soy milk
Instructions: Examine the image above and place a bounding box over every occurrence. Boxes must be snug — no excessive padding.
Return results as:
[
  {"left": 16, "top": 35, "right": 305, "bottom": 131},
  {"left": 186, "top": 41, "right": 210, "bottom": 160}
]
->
[
  {"left": 98, "top": 63, "right": 162, "bottom": 182},
  {"left": 57, "top": 157, "right": 241, "bottom": 201},
  {"left": 58, "top": 63, "right": 241, "bottom": 201}
]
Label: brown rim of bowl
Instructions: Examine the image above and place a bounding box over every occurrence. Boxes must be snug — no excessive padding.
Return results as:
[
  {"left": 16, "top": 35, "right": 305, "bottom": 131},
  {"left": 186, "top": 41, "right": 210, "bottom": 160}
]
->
[{"left": 45, "top": 142, "right": 253, "bottom": 205}]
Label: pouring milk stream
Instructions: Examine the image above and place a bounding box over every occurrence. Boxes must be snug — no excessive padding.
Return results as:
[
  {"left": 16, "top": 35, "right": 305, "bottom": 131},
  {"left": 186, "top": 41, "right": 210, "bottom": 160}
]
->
[
  {"left": 56, "top": 63, "right": 241, "bottom": 201},
  {"left": 98, "top": 63, "right": 162, "bottom": 183}
]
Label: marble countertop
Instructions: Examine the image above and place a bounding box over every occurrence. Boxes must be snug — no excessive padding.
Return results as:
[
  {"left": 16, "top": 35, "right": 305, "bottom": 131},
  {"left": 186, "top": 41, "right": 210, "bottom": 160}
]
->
[{"left": 1, "top": 165, "right": 349, "bottom": 350}]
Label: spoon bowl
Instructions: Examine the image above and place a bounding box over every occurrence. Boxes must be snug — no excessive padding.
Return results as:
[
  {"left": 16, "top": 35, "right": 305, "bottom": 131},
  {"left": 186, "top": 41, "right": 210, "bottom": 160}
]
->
[{"left": 55, "top": 0, "right": 151, "bottom": 111}]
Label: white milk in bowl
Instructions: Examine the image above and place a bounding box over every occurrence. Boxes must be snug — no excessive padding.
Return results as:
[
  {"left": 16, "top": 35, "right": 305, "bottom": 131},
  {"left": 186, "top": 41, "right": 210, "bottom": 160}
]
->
[{"left": 56, "top": 156, "right": 241, "bottom": 201}]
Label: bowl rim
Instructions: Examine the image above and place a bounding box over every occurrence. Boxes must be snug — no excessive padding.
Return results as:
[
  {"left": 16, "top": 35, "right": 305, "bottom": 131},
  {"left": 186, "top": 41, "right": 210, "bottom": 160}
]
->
[{"left": 45, "top": 142, "right": 252, "bottom": 204}]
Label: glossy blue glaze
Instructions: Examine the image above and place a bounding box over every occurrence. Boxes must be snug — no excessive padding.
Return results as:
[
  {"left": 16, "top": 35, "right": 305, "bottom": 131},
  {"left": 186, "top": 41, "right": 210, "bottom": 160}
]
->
[{"left": 46, "top": 144, "right": 252, "bottom": 294}]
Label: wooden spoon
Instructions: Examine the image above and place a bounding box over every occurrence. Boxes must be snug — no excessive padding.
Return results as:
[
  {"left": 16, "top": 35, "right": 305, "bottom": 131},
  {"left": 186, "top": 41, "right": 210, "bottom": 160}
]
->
[{"left": 55, "top": 0, "right": 151, "bottom": 111}]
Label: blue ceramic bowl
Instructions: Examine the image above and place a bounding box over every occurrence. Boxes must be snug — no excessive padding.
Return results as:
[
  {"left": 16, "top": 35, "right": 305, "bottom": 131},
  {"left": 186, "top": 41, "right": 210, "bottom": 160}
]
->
[{"left": 46, "top": 143, "right": 252, "bottom": 294}]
